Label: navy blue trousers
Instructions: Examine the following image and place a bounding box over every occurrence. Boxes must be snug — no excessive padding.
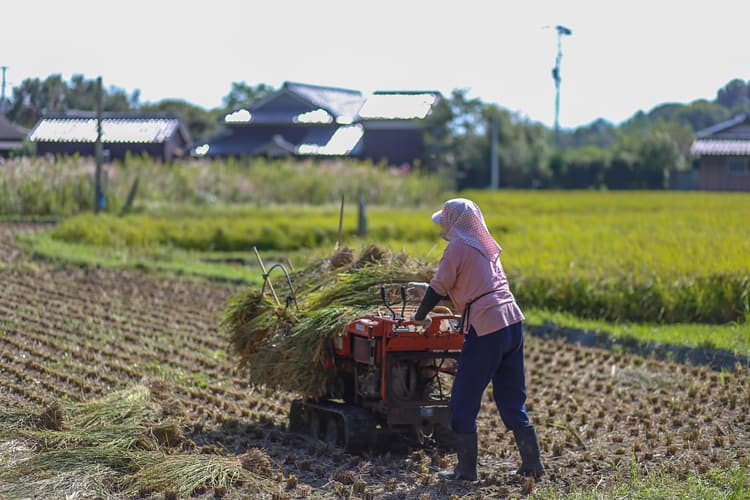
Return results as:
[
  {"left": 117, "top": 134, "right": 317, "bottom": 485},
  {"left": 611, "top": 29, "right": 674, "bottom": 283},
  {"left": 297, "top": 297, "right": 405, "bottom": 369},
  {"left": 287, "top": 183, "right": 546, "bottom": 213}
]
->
[{"left": 449, "top": 321, "right": 530, "bottom": 434}]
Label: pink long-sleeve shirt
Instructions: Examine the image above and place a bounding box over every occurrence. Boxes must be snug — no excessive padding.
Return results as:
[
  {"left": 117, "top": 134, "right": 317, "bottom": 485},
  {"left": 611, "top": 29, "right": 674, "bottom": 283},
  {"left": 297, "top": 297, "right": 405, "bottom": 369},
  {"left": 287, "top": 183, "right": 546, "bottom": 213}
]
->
[{"left": 429, "top": 239, "right": 524, "bottom": 336}]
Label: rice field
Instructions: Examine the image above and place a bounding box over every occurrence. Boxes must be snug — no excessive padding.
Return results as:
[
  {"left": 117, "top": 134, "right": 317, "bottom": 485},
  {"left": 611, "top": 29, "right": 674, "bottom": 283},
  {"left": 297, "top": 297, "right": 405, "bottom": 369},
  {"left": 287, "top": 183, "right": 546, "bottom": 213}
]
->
[
  {"left": 46, "top": 190, "right": 750, "bottom": 324},
  {"left": 1, "top": 223, "right": 748, "bottom": 499}
]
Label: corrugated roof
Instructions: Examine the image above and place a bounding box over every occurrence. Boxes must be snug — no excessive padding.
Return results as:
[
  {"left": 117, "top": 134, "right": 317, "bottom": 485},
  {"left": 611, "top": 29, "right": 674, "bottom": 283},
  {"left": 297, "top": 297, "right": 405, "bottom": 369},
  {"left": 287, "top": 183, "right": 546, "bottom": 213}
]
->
[
  {"left": 29, "top": 116, "right": 182, "bottom": 143},
  {"left": 358, "top": 92, "right": 439, "bottom": 120},
  {"left": 690, "top": 139, "right": 750, "bottom": 156}
]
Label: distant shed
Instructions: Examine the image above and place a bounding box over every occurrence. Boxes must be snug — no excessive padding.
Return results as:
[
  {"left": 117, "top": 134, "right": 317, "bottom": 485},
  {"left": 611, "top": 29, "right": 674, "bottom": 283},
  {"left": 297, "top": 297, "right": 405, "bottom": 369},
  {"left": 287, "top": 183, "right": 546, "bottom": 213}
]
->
[
  {"left": 0, "top": 115, "right": 28, "bottom": 157},
  {"left": 690, "top": 114, "right": 750, "bottom": 191},
  {"left": 29, "top": 112, "right": 192, "bottom": 162}
]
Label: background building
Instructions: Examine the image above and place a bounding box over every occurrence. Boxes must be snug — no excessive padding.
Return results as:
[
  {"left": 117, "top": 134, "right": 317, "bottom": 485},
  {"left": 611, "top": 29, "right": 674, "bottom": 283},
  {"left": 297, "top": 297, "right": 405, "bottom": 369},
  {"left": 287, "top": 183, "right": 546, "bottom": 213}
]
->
[
  {"left": 29, "top": 112, "right": 192, "bottom": 162},
  {"left": 193, "top": 81, "right": 440, "bottom": 166},
  {"left": 690, "top": 114, "right": 750, "bottom": 191}
]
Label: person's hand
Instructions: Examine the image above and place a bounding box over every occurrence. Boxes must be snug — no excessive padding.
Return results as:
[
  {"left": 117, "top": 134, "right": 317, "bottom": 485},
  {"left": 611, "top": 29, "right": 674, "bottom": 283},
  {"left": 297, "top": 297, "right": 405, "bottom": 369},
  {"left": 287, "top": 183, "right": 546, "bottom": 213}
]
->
[
  {"left": 406, "top": 282, "right": 429, "bottom": 300},
  {"left": 410, "top": 312, "right": 432, "bottom": 329}
]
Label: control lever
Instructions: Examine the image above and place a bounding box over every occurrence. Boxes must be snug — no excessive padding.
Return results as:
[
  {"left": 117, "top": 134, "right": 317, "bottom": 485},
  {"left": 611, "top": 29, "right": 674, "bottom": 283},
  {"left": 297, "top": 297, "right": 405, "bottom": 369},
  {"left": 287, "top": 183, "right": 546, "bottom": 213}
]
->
[{"left": 381, "top": 286, "right": 397, "bottom": 319}]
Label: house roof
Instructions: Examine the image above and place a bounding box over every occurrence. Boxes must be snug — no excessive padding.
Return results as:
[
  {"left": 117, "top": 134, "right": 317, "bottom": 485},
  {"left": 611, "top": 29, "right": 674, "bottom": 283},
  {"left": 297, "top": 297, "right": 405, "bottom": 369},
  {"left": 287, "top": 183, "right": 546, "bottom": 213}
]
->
[
  {"left": 691, "top": 114, "right": 750, "bottom": 156},
  {"left": 357, "top": 91, "right": 439, "bottom": 120},
  {"left": 283, "top": 82, "right": 365, "bottom": 120},
  {"left": 193, "top": 124, "right": 363, "bottom": 158},
  {"left": 0, "top": 115, "right": 28, "bottom": 141},
  {"left": 224, "top": 82, "right": 441, "bottom": 125},
  {"left": 29, "top": 112, "right": 191, "bottom": 144},
  {"left": 690, "top": 140, "right": 750, "bottom": 156},
  {"left": 695, "top": 113, "right": 749, "bottom": 139},
  {"left": 242, "top": 82, "right": 364, "bottom": 124}
]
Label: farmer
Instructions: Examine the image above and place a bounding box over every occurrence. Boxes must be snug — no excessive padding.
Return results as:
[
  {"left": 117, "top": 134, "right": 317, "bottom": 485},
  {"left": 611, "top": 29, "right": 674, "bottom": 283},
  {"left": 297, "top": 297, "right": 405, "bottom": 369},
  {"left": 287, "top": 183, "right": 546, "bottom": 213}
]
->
[{"left": 409, "top": 198, "right": 544, "bottom": 481}]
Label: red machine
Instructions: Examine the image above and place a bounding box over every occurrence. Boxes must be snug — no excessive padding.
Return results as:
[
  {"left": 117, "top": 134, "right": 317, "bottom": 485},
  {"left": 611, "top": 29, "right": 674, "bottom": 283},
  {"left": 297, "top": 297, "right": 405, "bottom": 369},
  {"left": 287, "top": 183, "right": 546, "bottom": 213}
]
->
[{"left": 289, "top": 286, "right": 465, "bottom": 452}]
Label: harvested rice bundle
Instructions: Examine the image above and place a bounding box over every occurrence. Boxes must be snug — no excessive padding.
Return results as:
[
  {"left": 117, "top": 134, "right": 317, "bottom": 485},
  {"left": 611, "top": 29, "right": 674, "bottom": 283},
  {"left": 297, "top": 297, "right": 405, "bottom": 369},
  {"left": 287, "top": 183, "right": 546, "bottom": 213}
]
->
[
  {"left": 124, "top": 451, "right": 273, "bottom": 498},
  {"left": 222, "top": 245, "right": 435, "bottom": 397},
  {"left": 0, "top": 386, "right": 277, "bottom": 499}
]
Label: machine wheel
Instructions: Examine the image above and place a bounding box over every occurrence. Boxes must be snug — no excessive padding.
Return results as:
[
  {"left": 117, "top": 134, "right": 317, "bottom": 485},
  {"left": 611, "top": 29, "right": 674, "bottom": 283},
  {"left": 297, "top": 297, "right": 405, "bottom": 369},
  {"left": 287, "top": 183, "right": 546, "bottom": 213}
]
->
[
  {"left": 288, "top": 400, "right": 377, "bottom": 453},
  {"left": 309, "top": 409, "right": 323, "bottom": 440},
  {"left": 289, "top": 399, "right": 305, "bottom": 433},
  {"left": 324, "top": 416, "right": 341, "bottom": 447}
]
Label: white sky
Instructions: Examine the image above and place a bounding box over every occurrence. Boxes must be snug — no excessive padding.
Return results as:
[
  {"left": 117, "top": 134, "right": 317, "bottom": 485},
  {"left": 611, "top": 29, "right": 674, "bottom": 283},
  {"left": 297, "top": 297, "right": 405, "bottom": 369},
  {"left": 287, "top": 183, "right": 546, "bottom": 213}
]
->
[{"left": 2, "top": 0, "right": 748, "bottom": 129}]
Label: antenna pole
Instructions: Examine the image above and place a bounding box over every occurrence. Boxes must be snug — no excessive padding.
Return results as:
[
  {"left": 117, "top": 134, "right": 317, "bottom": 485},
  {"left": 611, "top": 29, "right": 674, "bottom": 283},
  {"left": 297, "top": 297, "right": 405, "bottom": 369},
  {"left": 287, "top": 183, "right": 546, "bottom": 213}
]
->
[
  {"left": 551, "top": 25, "right": 572, "bottom": 146},
  {"left": 0, "top": 66, "right": 7, "bottom": 115}
]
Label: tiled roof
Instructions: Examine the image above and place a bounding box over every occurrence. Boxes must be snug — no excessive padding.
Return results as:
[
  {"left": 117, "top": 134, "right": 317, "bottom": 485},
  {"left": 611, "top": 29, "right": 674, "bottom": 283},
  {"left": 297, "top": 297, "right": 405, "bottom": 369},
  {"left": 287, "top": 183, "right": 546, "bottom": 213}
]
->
[
  {"left": 690, "top": 139, "right": 750, "bottom": 156},
  {"left": 358, "top": 92, "right": 439, "bottom": 120},
  {"left": 225, "top": 82, "right": 441, "bottom": 125},
  {"left": 0, "top": 115, "right": 27, "bottom": 141},
  {"left": 695, "top": 114, "right": 749, "bottom": 139},
  {"left": 29, "top": 113, "right": 187, "bottom": 144},
  {"left": 284, "top": 82, "right": 365, "bottom": 121}
]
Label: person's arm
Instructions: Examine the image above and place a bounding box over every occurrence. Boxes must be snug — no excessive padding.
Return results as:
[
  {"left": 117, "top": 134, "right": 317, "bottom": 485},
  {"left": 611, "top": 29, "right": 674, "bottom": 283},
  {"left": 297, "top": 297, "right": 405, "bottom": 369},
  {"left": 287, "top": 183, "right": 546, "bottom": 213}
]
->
[
  {"left": 412, "top": 243, "right": 457, "bottom": 322},
  {"left": 413, "top": 286, "right": 448, "bottom": 320}
]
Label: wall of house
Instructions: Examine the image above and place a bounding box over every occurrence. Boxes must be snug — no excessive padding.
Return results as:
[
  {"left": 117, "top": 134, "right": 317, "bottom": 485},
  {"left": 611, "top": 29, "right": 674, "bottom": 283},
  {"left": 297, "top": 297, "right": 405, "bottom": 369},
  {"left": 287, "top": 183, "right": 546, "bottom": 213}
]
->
[
  {"left": 36, "top": 142, "right": 166, "bottom": 161},
  {"left": 359, "top": 126, "right": 425, "bottom": 166},
  {"left": 165, "top": 134, "right": 189, "bottom": 161},
  {"left": 699, "top": 157, "right": 750, "bottom": 191}
]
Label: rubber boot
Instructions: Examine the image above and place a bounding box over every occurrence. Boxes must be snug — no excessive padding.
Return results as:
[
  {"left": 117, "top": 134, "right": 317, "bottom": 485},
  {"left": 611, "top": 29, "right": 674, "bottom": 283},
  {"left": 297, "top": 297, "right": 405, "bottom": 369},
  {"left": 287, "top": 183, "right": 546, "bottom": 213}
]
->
[
  {"left": 513, "top": 426, "right": 545, "bottom": 478},
  {"left": 438, "top": 432, "right": 477, "bottom": 481}
]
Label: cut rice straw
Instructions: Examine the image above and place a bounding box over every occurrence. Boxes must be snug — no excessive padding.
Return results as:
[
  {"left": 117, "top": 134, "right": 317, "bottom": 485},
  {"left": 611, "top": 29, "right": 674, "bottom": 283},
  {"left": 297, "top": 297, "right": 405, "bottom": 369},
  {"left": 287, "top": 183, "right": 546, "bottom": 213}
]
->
[{"left": 222, "top": 244, "right": 435, "bottom": 397}]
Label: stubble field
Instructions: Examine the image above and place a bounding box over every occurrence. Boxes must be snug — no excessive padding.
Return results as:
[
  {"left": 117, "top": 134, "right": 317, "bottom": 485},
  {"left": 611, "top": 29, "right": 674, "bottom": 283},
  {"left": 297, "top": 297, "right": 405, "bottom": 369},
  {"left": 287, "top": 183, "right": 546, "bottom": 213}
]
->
[{"left": 0, "top": 223, "right": 748, "bottom": 499}]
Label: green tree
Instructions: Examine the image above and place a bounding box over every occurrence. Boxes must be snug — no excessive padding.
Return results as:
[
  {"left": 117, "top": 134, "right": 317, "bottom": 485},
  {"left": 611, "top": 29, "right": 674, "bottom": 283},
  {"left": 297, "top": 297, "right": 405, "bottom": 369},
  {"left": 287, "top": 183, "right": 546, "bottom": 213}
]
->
[
  {"left": 8, "top": 77, "right": 44, "bottom": 128},
  {"left": 420, "top": 88, "right": 485, "bottom": 187},
  {"left": 636, "top": 130, "right": 679, "bottom": 188},
  {"left": 140, "top": 99, "right": 222, "bottom": 144},
  {"left": 222, "top": 82, "right": 275, "bottom": 112},
  {"left": 716, "top": 78, "right": 749, "bottom": 111},
  {"left": 559, "top": 118, "right": 617, "bottom": 149}
]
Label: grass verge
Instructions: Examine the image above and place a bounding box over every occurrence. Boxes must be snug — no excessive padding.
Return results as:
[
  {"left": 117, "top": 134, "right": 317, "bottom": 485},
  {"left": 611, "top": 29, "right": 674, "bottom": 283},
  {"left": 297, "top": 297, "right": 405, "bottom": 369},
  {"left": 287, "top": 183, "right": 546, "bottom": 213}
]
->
[
  {"left": 16, "top": 230, "right": 265, "bottom": 285},
  {"left": 532, "top": 464, "right": 749, "bottom": 499},
  {"left": 524, "top": 309, "right": 750, "bottom": 359}
]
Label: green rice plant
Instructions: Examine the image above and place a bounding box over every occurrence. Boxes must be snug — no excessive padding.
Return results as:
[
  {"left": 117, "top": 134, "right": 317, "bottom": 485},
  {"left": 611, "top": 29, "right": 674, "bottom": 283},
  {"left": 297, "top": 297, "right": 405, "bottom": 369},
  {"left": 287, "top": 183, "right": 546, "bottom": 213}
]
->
[{"left": 38, "top": 189, "right": 750, "bottom": 324}]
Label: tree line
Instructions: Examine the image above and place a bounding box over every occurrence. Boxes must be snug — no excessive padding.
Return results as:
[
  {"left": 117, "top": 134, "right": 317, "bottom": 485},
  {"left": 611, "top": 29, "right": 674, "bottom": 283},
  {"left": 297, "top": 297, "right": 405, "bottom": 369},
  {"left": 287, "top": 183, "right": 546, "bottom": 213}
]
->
[{"left": 3, "top": 74, "right": 748, "bottom": 190}]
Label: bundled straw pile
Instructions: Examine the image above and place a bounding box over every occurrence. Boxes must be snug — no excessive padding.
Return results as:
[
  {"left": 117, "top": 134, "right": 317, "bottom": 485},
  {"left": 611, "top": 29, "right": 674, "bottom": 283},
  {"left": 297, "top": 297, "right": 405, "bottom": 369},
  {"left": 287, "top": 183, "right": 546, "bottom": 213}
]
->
[
  {"left": 0, "top": 384, "right": 276, "bottom": 499},
  {"left": 223, "top": 245, "right": 436, "bottom": 398}
]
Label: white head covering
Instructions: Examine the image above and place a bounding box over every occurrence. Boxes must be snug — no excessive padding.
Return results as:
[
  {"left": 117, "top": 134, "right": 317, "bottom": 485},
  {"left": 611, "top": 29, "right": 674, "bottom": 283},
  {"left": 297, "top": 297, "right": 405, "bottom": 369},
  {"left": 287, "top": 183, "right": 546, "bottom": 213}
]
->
[{"left": 432, "top": 198, "right": 501, "bottom": 261}]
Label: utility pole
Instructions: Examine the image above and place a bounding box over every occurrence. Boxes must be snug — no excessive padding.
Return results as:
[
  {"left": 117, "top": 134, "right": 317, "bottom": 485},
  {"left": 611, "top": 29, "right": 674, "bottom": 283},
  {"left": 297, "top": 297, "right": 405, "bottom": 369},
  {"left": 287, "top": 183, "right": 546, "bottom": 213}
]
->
[
  {"left": 94, "top": 76, "right": 103, "bottom": 214},
  {"left": 0, "top": 66, "right": 7, "bottom": 115},
  {"left": 550, "top": 25, "right": 572, "bottom": 146}
]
